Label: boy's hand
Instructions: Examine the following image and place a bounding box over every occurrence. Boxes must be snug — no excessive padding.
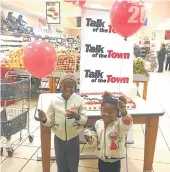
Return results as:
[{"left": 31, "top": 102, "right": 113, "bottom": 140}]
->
[
  {"left": 66, "top": 110, "right": 80, "bottom": 120},
  {"left": 37, "top": 109, "right": 47, "bottom": 122}
]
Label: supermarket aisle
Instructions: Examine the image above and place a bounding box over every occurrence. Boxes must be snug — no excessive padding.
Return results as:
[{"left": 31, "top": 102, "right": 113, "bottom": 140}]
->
[{"left": 1, "top": 72, "right": 170, "bottom": 172}]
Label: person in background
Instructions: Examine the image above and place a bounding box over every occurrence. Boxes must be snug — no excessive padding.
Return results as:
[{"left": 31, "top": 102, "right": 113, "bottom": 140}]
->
[
  {"left": 140, "top": 46, "right": 146, "bottom": 59},
  {"left": 157, "top": 43, "right": 166, "bottom": 73},
  {"left": 165, "top": 44, "right": 170, "bottom": 71},
  {"left": 37, "top": 73, "right": 87, "bottom": 172},
  {"left": 84, "top": 92, "right": 133, "bottom": 172},
  {"left": 145, "top": 51, "right": 157, "bottom": 72},
  {"left": 134, "top": 44, "right": 141, "bottom": 58}
]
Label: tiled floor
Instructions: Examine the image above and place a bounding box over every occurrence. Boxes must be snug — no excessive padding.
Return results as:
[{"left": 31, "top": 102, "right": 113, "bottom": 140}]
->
[{"left": 1, "top": 72, "right": 170, "bottom": 172}]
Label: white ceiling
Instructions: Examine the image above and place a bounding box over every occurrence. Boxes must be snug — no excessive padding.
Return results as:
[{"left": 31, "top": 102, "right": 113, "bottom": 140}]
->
[{"left": 1, "top": 0, "right": 170, "bottom": 30}]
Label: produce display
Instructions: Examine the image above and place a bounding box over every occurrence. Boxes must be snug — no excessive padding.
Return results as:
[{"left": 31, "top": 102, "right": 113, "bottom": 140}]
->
[
  {"left": 5, "top": 47, "right": 24, "bottom": 69},
  {"left": 55, "top": 51, "right": 80, "bottom": 72},
  {"left": 133, "top": 57, "right": 145, "bottom": 74},
  {"left": 4, "top": 47, "right": 81, "bottom": 72},
  {"left": 4, "top": 47, "right": 145, "bottom": 75}
]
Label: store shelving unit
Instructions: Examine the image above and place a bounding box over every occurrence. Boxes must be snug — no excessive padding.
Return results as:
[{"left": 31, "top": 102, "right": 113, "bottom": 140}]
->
[{"left": 0, "top": 34, "right": 31, "bottom": 62}]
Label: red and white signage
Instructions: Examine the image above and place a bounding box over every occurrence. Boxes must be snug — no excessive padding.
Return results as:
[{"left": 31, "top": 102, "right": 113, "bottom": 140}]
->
[
  {"left": 80, "top": 7, "right": 134, "bottom": 93},
  {"left": 165, "top": 30, "right": 170, "bottom": 40}
]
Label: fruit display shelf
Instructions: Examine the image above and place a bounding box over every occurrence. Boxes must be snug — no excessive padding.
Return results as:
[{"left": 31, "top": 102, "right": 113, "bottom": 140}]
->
[
  {"left": 133, "top": 57, "right": 146, "bottom": 75},
  {"left": 55, "top": 52, "right": 80, "bottom": 72},
  {"left": 4, "top": 47, "right": 24, "bottom": 70},
  {"left": 3, "top": 47, "right": 80, "bottom": 72},
  {"left": 77, "top": 92, "right": 136, "bottom": 111},
  {"left": 133, "top": 57, "right": 150, "bottom": 83}
]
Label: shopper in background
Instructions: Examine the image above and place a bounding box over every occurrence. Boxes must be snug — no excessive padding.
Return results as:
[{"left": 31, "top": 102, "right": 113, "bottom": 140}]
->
[
  {"left": 157, "top": 43, "right": 166, "bottom": 73},
  {"left": 134, "top": 44, "right": 146, "bottom": 59},
  {"left": 134, "top": 44, "right": 141, "bottom": 57},
  {"left": 140, "top": 46, "right": 146, "bottom": 59},
  {"left": 84, "top": 92, "right": 133, "bottom": 172},
  {"left": 37, "top": 73, "right": 87, "bottom": 172},
  {"left": 145, "top": 51, "right": 157, "bottom": 72},
  {"left": 165, "top": 44, "right": 170, "bottom": 71}
]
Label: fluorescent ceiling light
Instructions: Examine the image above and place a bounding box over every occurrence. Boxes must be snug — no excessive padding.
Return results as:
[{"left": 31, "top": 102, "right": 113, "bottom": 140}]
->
[
  {"left": 144, "top": 3, "right": 153, "bottom": 9},
  {"left": 89, "top": 4, "right": 103, "bottom": 9}
]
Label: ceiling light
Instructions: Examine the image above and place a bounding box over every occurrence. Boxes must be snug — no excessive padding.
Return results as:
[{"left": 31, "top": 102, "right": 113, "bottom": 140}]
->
[
  {"left": 144, "top": 3, "right": 153, "bottom": 9},
  {"left": 89, "top": 4, "right": 103, "bottom": 9}
]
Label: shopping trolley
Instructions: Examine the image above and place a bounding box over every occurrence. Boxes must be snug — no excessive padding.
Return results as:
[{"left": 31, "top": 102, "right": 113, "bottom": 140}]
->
[{"left": 0, "top": 71, "right": 34, "bottom": 157}]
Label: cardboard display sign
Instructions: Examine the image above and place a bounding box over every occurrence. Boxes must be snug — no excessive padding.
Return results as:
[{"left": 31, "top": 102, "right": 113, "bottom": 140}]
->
[
  {"left": 80, "top": 7, "right": 133, "bottom": 93},
  {"left": 46, "top": 2, "right": 61, "bottom": 24}
]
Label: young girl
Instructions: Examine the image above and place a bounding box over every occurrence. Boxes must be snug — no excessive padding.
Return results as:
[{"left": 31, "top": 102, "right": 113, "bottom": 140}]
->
[
  {"left": 37, "top": 73, "right": 87, "bottom": 172},
  {"left": 84, "top": 92, "right": 133, "bottom": 172}
]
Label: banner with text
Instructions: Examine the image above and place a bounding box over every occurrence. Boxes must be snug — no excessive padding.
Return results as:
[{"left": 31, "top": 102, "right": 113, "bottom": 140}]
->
[{"left": 80, "top": 7, "right": 134, "bottom": 93}]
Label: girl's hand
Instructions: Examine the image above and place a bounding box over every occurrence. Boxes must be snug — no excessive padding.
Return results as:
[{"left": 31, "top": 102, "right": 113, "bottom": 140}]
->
[
  {"left": 118, "top": 96, "right": 127, "bottom": 114},
  {"left": 37, "top": 109, "right": 47, "bottom": 122}
]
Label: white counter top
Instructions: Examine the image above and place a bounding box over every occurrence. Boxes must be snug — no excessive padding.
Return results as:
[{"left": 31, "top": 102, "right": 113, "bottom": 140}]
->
[{"left": 36, "top": 93, "right": 164, "bottom": 118}]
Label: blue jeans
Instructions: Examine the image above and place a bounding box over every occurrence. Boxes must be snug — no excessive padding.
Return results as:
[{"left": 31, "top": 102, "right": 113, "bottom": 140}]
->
[
  {"left": 158, "top": 60, "right": 165, "bottom": 72},
  {"left": 98, "top": 159, "right": 121, "bottom": 172},
  {"left": 54, "top": 135, "right": 79, "bottom": 172}
]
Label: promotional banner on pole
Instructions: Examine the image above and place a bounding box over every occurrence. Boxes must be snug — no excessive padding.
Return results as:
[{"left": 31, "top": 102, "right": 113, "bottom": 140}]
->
[{"left": 80, "top": 7, "right": 134, "bottom": 93}]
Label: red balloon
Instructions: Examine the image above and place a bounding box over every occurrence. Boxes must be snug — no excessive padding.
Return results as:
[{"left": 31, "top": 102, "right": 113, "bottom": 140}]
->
[
  {"left": 110, "top": 0, "right": 146, "bottom": 39},
  {"left": 23, "top": 41, "right": 57, "bottom": 79},
  {"left": 72, "top": 0, "right": 86, "bottom": 7}
]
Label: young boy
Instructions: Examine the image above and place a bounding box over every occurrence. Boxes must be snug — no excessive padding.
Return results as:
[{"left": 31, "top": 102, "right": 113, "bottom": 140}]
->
[
  {"left": 84, "top": 92, "right": 133, "bottom": 172},
  {"left": 38, "top": 73, "right": 87, "bottom": 172}
]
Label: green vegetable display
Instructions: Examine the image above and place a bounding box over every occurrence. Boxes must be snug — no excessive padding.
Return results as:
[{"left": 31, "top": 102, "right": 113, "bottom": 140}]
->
[{"left": 133, "top": 58, "right": 145, "bottom": 74}]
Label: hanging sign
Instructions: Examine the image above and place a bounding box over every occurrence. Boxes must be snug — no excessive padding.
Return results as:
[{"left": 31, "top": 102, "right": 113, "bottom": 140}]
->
[
  {"left": 165, "top": 30, "right": 170, "bottom": 40},
  {"left": 80, "top": 7, "right": 134, "bottom": 93},
  {"left": 46, "top": 2, "right": 61, "bottom": 24}
]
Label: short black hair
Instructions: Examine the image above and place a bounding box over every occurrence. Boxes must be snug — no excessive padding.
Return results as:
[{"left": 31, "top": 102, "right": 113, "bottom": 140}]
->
[
  {"left": 101, "top": 92, "right": 118, "bottom": 107},
  {"left": 101, "top": 92, "right": 127, "bottom": 106}
]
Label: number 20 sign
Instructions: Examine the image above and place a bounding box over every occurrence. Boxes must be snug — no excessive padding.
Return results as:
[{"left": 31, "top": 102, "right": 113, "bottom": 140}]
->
[
  {"left": 110, "top": 0, "right": 146, "bottom": 38},
  {"left": 128, "top": 6, "right": 146, "bottom": 24}
]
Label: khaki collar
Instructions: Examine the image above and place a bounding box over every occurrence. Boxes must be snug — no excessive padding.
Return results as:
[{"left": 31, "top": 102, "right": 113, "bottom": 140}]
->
[{"left": 57, "top": 93, "right": 76, "bottom": 102}]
